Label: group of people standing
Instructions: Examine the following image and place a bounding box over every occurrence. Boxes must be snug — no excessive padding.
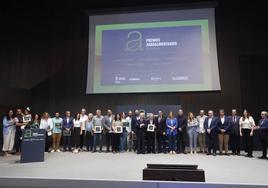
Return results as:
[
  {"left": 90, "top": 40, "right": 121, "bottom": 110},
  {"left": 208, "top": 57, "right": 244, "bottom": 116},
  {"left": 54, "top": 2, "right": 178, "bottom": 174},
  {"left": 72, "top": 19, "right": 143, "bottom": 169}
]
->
[{"left": 2, "top": 107, "right": 268, "bottom": 159}]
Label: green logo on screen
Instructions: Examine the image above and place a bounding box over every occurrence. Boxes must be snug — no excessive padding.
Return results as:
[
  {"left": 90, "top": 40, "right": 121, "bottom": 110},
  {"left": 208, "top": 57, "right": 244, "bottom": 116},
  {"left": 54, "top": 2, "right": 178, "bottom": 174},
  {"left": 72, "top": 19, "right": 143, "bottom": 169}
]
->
[{"left": 125, "top": 31, "right": 143, "bottom": 52}]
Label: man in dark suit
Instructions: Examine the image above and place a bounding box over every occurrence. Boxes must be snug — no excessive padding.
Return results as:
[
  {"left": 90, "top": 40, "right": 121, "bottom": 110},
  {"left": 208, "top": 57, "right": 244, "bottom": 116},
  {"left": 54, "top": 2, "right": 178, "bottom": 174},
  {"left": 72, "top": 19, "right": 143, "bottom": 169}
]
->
[
  {"left": 62, "top": 111, "right": 74, "bottom": 152},
  {"left": 176, "top": 109, "right": 186, "bottom": 154},
  {"left": 135, "top": 113, "right": 147, "bottom": 154},
  {"left": 217, "top": 109, "right": 231, "bottom": 155},
  {"left": 131, "top": 110, "right": 140, "bottom": 152},
  {"left": 156, "top": 110, "right": 167, "bottom": 153},
  {"left": 102, "top": 109, "right": 114, "bottom": 152},
  {"left": 229, "top": 109, "right": 241, "bottom": 155},
  {"left": 254, "top": 111, "right": 268, "bottom": 159},
  {"left": 204, "top": 110, "right": 218, "bottom": 156}
]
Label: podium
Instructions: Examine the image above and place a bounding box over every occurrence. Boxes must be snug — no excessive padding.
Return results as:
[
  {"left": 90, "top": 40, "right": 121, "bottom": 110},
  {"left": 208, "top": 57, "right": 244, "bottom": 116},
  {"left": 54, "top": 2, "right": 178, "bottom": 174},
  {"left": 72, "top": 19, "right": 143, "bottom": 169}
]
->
[
  {"left": 21, "top": 129, "right": 46, "bottom": 163},
  {"left": 143, "top": 164, "right": 205, "bottom": 182}
]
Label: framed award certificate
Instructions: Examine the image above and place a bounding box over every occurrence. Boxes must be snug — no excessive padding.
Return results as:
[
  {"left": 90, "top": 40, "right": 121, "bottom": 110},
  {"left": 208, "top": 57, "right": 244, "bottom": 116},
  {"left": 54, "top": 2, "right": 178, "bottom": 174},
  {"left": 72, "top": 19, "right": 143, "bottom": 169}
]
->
[
  {"left": 123, "top": 122, "right": 129, "bottom": 127},
  {"left": 55, "top": 123, "right": 62, "bottom": 129},
  {"left": 147, "top": 124, "right": 155, "bottom": 132},
  {"left": 95, "top": 126, "right": 102, "bottom": 133},
  {"left": 63, "top": 130, "right": 71, "bottom": 136},
  {"left": 115, "top": 126, "right": 123, "bottom": 133}
]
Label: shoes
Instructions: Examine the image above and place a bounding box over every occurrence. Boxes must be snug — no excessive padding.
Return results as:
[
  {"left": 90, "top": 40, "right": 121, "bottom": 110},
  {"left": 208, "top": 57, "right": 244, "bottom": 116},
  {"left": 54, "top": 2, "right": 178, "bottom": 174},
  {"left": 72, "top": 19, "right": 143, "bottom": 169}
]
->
[
  {"left": 56, "top": 149, "right": 61, "bottom": 152},
  {"left": 50, "top": 149, "right": 55, "bottom": 153},
  {"left": 258, "top": 156, "right": 267, "bottom": 159}
]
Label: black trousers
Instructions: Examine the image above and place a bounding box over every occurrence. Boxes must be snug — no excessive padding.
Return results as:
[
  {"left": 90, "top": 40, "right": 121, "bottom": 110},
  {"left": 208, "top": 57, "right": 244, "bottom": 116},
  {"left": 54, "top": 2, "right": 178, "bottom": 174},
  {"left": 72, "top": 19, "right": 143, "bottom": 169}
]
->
[
  {"left": 242, "top": 129, "right": 253, "bottom": 155},
  {"left": 111, "top": 133, "right": 120, "bottom": 152},
  {"left": 63, "top": 135, "right": 72, "bottom": 151},
  {"left": 146, "top": 132, "right": 155, "bottom": 153},
  {"left": 230, "top": 133, "right": 240, "bottom": 154},
  {"left": 73, "top": 127, "right": 81, "bottom": 149},
  {"left": 14, "top": 127, "right": 22, "bottom": 152},
  {"left": 136, "top": 131, "right": 145, "bottom": 154},
  {"left": 105, "top": 132, "right": 112, "bottom": 151},
  {"left": 45, "top": 133, "right": 52, "bottom": 152},
  {"left": 80, "top": 130, "right": 85, "bottom": 149},
  {"left": 259, "top": 133, "right": 268, "bottom": 157},
  {"left": 206, "top": 132, "right": 217, "bottom": 154},
  {"left": 157, "top": 133, "right": 166, "bottom": 153},
  {"left": 85, "top": 131, "right": 94, "bottom": 151},
  {"left": 176, "top": 130, "right": 187, "bottom": 152}
]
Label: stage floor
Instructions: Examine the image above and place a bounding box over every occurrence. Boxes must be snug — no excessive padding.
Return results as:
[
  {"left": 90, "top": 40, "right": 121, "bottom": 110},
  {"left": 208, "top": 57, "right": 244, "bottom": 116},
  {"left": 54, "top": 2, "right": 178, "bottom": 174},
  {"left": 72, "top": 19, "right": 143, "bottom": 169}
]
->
[{"left": 0, "top": 151, "right": 267, "bottom": 185}]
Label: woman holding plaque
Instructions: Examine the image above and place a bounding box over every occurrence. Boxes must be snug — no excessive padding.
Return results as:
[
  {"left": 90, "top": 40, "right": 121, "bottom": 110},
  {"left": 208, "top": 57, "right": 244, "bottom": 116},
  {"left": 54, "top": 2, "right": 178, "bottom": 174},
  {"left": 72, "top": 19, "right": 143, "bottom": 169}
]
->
[
  {"left": 73, "top": 113, "right": 82, "bottom": 153},
  {"left": 23, "top": 108, "right": 32, "bottom": 129},
  {"left": 51, "top": 112, "right": 63, "bottom": 152},
  {"left": 40, "top": 112, "right": 53, "bottom": 152},
  {"left": 187, "top": 112, "right": 199, "bottom": 154},
  {"left": 166, "top": 111, "right": 178, "bottom": 154},
  {"left": 31, "top": 114, "right": 40, "bottom": 129},
  {"left": 146, "top": 113, "right": 157, "bottom": 154},
  {"left": 120, "top": 112, "right": 128, "bottom": 152},
  {"left": 2, "top": 109, "right": 16, "bottom": 156},
  {"left": 112, "top": 113, "right": 122, "bottom": 153}
]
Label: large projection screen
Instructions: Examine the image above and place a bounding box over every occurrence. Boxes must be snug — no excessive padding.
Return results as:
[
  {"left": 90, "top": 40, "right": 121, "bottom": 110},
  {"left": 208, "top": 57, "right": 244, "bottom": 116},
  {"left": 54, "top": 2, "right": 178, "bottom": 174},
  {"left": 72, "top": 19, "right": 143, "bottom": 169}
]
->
[{"left": 87, "top": 8, "right": 221, "bottom": 94}]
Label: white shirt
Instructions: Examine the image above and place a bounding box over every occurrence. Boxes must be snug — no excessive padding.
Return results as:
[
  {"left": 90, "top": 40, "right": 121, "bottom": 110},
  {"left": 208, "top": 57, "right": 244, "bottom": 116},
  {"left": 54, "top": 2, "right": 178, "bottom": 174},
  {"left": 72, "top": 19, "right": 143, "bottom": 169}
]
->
[
  {"left": 125, "top": 116, "right": 132, "bottom": 133},
  {"left": 40, "top": 118, "right": 53, "bottom": 135},
  {"left": 221, "top": 116, "right": 225, "bottom": 124},
  {"left": 73, "top": 119, "right": 81, "bottom": 128},
  {"left": 197, "top": 115, "right": 207, "bottom": 133},
  {"left": 208, "top": 118, "right": 212, "bottom": 128},
  {"left": 80, "top": 114, "right": 88, "bottom": 131},
  {"left": 66, "top": 117, "right": 69, "bottom": 124},
  {"left": 239, "top": 116, "right": 255, "bottom": 129}
]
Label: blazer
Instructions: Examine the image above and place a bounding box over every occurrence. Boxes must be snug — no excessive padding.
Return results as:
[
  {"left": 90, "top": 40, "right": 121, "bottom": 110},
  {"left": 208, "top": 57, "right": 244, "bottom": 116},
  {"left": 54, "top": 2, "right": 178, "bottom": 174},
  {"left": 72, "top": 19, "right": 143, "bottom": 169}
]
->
[
  {"left": 135, "top": 118, "right": 147, "bottom": 135},
  {"left": 229, "top": 115, "right": 241, "bottom": 136},
  {"left": 258, "top": 118, "right": 268, "bottom": 136},
  {"left": 103, "top": 115, "right": 114, "bottom": 131},
  {"left": 217, "top": 116, "right": 231, "bottom": 134},
  {"left": 156, "top": 116, "right": 166, "bottom": 134},
  {"left": 177, "top": 115, "right": 186, "bottom": 132},
  {"left": 62, "top": 117, "right": 74, "bottom": 129},
  {"left": 204, "top": 116, "right": 218, "bottom": 133},
  {"left": 166, "top": 118, "right": 178, "bottom": 136}
]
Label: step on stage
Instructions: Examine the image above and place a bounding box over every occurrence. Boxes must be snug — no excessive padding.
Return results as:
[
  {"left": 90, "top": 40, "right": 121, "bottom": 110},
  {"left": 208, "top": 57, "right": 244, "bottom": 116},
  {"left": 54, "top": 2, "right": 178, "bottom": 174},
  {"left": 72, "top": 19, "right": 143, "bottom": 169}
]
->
[{"left": 0, "top": 151, "right": 267, "bottom": 188}]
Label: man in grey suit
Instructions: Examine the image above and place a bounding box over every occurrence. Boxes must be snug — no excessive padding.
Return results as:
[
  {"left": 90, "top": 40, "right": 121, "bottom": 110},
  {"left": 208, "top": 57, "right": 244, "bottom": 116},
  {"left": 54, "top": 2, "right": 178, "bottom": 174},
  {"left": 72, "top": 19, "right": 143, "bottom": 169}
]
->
[
  {"left": 229, "top": 109, "right": 241, "bottom": 155},
  {"left": 103, "top": 109, "right": 114, "bottom": 152}
]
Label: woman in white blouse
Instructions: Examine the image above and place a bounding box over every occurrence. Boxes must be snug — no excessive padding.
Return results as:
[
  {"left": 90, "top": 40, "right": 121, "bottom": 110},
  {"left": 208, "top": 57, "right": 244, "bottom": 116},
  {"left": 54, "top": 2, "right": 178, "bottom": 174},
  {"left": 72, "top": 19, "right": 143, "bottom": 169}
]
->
[
  {"left": 40, "top": 112, "right": 53, "bottom": 152},
  {"left": 187, "top": 112, "right": 199, "bottom": 154},
  {"left": 239, "top": 109, "right": 255, "bottom": 157}
]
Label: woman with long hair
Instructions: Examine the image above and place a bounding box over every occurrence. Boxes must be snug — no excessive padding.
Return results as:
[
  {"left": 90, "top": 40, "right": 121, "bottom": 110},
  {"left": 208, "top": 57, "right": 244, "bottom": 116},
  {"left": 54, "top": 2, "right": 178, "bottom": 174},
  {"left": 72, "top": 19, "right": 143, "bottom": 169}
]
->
[
  {"left": 187, "top": 112, "right": 199, "bottom": 154},
  {"left": 239, "top": 109, "right": 255, "bottom": 157},
  {"left": 2, "top": 109, "right": 16, "bottom": 155},
  {"left": 40, "top": 112, "right": 53, "bottom": 152},
  {"left": 166, "top": 111, "right": 178, "bottom": 154},
  {"left": 73, "top": 112, "right": 82, "bottom": 153},
  {"left": 112, "top": 113, "right": 122, "bottom": 153}
]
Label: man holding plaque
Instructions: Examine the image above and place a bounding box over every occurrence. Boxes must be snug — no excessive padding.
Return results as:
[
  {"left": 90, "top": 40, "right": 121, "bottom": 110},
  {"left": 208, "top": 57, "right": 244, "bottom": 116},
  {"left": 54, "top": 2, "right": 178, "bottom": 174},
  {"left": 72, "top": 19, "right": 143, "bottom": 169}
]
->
[
  {"left": 103, "top": 109, "right": 114, "bottom": 152},
  {"left": 135, "top": 113, "right": 147, "bottom": 154},
  {"left": 51, "top": 112, "right": 63, "bottom": 152},
  {"left": 93, "top": 109, "right": 104, "bottom": 152},
  {"left": 146, "top": 113, "right": 157, "bottom": 153}
]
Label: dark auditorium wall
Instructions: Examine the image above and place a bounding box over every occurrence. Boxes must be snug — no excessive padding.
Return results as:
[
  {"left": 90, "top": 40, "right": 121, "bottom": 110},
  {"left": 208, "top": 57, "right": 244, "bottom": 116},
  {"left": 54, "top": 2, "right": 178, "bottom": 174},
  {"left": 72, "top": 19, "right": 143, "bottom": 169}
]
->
[{"left": 0, "top": 0, "right": 267, "bottom": 119}]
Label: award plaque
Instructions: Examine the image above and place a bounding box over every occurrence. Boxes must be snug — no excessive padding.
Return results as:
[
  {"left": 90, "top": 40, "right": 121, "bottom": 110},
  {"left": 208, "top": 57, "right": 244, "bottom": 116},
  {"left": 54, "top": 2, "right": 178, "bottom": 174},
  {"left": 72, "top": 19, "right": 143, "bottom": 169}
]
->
[
  {"left": 55, "top": 123, "right": 62, "bottom": 129},
  {"left": 123, "top": 121, "right": 129, "bottom": 127},
  {"left": 115, "top": 126, "right": 123, "bottom": 133},
  {"left": 147, "top": 124, "right": 155, "bottom": 132},
  {"left": 95, "top": 126, "right": 102, "bottom": 133},
  {"left": 63, "top": 130, "right": 71, "bottom": 136}
]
